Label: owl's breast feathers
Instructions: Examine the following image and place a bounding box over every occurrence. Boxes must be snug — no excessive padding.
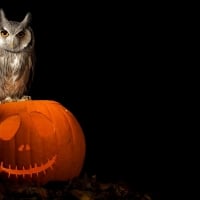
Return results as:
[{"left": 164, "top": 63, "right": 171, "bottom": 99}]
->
[{"left": 0, "top": 51, "right": 33, "bottom": 100}]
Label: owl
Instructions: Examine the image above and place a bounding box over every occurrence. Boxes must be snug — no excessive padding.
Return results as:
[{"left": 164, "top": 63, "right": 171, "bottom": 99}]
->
[{"left": 0, "top": 9, "right": 35, "bottom": 103}]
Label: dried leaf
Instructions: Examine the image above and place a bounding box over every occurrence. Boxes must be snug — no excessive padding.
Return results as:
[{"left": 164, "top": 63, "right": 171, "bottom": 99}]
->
[{"left": 70, "top": 189, "right": 94, "bottom": 200}]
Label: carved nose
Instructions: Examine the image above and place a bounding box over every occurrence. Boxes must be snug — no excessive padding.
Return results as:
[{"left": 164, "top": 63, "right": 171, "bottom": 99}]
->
[{"left": 18, "top": 144, "right": 31, "bottom": 152}]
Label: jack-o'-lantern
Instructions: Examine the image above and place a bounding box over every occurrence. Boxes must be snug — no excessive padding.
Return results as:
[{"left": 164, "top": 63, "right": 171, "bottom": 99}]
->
[{"left": 0, "top": 100, "right": 86, "bottom": 185}]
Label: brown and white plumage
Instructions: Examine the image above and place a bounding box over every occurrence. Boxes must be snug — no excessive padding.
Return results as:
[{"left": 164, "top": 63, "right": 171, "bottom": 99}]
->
[{"left": 0, "top": 9, "right": 35, "bottom": 102}]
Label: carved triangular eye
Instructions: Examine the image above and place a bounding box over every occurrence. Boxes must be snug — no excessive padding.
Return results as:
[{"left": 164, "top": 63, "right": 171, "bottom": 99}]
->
[{"left": 0, "top": 115, "right": 21, "bottom": 140}]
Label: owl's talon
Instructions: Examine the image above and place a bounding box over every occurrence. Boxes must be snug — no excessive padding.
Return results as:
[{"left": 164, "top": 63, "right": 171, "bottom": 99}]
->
[
  {"left": 19, "top": 95, "right": 32, "bottom": 101},
  {"left": 0, "top": 96, "right": 31, "bottom": 104},
  {"left": 0, "top": 97, "right": 16, "bottom": 103}
]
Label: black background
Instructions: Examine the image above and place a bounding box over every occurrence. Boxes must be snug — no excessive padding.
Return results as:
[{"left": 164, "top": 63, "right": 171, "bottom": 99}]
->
[{"left": 0, "top": 1, "right": 174, "bottom": 197}]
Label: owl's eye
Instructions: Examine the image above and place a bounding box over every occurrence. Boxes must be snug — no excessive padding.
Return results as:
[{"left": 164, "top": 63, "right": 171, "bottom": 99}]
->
[
  {"left": 16, "top": 31, "right": 25, "bottom": 38},
  {"left": 0, "top": 30, "right": 9, "bottom": 37}
]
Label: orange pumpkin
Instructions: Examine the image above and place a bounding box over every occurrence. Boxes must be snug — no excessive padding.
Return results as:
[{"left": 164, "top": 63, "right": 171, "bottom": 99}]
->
[{"left": 0, "top": 100, "right": 86, "bottom": 185}]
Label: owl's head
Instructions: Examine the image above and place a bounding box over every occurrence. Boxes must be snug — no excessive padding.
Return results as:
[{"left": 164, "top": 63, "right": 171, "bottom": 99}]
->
[{"left": 0, "top": 9, "right": 34, "bottom": 53}]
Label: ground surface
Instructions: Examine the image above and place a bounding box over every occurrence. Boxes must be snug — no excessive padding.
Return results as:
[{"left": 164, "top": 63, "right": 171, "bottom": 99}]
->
[{"left": 0, "top": 173, "right": 158, "bottom": 200}]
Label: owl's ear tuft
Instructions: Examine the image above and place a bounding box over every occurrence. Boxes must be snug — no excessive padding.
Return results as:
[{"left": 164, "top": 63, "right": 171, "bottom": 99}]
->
[
  {"left": 0, "top": 8, "right": 7, "bottom": 23},
  {"left": 21, "top": 12, "right": 32, "bottom": 27}
]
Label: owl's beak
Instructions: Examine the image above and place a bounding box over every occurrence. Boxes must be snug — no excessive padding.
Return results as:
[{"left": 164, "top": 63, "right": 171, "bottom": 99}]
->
[
  {"left": 9, "top": 42, "right": 15, "bottom": 49},
  {"left": 9, "top": 38, "right": 17, "bottom": 49}
]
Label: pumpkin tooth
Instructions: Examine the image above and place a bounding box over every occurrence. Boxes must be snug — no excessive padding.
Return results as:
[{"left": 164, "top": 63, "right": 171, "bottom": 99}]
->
[
  {"left": 29, "top": 165, "right": 33, "bottom": 178},
  {"left": 15, "top": 166, "right": 18, "bottom": 178},
  {"left": 34, "top": 163, "right": 38, "bottom": 176},
  {"left": 22, "top": 166, "right": 25, "bottom": 178},
  {"left": 8, "top": 165, "right": 11, "bottom": 178}
]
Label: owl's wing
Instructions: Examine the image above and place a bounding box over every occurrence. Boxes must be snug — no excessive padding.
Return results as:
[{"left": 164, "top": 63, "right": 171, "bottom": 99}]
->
[
  {"left": 26, "top": 27, "right": 35, "bottom": 96},
  {"left": 26, "top": 52, "right": 36, "bottom": 95}
]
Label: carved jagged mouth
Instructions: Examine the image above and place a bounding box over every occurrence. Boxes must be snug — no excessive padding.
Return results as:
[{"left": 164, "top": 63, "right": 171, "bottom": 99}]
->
[{"left": 0, "top": 155, "right": 57, "bottom": 178}]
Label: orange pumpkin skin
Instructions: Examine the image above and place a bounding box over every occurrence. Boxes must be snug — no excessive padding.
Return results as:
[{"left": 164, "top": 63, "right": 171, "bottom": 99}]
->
[{"left": 0, "top": 100, "right": 86, "bottom": 185}]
